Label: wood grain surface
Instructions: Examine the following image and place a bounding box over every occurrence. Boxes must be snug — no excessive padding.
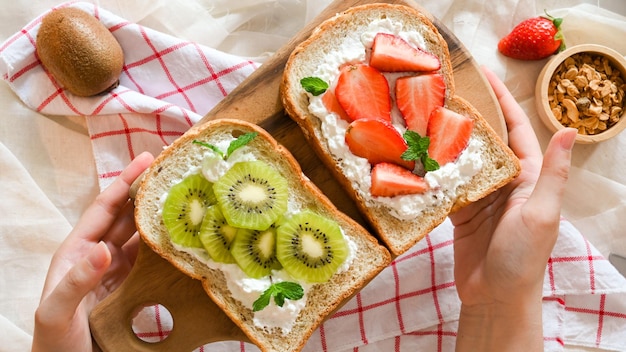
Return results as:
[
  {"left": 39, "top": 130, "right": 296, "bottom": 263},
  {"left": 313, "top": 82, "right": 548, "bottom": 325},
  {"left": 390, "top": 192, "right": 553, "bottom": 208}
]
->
[{"left": 90, "top": 0, "right": 505, "bottom": 350}]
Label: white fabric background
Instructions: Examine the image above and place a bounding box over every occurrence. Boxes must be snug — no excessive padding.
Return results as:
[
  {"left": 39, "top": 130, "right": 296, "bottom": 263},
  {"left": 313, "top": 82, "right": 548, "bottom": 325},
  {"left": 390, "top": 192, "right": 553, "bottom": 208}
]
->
[{"left": 1, "top": 0, "right": 625, "bottom": 351}]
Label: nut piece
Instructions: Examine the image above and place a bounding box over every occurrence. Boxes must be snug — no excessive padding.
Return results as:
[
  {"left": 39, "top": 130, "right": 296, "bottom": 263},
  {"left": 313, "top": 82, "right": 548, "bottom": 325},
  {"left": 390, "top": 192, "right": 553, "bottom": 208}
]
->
[
  {"left": 548, "top": 52, "right": 625, "bottom": 135},
  {"left": 562, "top": 98, "right": 579, "bottom": 122}
]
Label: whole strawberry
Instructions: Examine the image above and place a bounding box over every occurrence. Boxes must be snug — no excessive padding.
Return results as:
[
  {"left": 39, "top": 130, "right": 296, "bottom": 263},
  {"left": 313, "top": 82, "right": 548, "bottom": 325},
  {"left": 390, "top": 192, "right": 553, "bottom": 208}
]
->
[{"left": 498, "top": 12, "right": 565, "bottom": 60}]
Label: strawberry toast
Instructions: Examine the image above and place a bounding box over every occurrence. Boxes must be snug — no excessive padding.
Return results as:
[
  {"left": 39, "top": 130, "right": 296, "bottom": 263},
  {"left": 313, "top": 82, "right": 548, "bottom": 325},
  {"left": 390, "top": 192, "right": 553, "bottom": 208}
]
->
[{"left": 281, "top": 4, "right": 521, "bottom": 256}]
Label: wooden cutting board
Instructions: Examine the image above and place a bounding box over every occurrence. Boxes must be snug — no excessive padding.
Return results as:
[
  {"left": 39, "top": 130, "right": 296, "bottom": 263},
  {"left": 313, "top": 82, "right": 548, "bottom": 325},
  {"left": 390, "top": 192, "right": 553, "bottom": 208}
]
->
[{"left": 89, "top": 0, "right": 506, "bottom": 350}]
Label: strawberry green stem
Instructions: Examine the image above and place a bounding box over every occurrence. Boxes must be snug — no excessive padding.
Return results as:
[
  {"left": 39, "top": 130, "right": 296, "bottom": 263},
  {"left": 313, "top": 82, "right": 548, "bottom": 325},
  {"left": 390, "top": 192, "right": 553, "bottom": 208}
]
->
[{"left": 543, "top": 10, "right": 566, "bottom": 52}]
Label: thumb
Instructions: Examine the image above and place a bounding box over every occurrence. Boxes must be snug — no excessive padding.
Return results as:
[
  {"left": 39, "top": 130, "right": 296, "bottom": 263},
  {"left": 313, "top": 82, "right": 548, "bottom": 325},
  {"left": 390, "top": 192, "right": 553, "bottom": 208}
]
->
[
  {"left": 37, "top": 242, "right": 112, "bottom": 324},
  {"left": 526, "top": 128, "right": 576, "bottom": 225}
]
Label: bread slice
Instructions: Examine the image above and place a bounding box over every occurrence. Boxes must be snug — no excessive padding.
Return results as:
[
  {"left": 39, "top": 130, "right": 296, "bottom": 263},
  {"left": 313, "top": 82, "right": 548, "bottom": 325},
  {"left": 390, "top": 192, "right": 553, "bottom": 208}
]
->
[
  {"left": 281, "top": 3, "right": 521, "bottom": 256},
  {"left": 134, "top": 118, "right": 391, "bottom": 352}
]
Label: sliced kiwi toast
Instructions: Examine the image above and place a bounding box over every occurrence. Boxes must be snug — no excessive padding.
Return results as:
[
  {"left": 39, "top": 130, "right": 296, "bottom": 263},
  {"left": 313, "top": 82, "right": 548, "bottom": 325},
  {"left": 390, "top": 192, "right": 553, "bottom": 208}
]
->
[
  {"left": 161, "top": 148, "right": 349, "bottom": 283},
  {"left": 136, "top": 119, "right": 392, "bottom": 352}
]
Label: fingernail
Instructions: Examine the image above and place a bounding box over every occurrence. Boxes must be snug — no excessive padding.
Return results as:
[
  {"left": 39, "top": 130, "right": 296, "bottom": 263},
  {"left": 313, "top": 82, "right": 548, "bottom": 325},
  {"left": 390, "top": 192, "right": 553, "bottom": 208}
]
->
[
  {"left": 87, "top": 241, "right": 110, "bottom": 271},
  {"left": 561, "top": 128, "right": 577, "bottom": 151}
]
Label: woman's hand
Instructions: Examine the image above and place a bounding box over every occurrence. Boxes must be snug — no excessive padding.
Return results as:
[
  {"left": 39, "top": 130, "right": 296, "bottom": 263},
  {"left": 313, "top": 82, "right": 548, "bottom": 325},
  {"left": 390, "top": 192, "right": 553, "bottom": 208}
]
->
[
  {"left": 32, "top": 152, "right": 154, "bottom": 352},
  {"left": 452, "top": 68, "right": 576, "bottom": 351}
]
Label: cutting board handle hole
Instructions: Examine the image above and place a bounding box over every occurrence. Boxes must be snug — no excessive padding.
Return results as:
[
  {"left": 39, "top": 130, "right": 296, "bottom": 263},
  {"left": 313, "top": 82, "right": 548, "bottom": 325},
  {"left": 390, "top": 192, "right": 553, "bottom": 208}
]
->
[{"left": 131, "top": 303, "right": 173, "bottom": 343}]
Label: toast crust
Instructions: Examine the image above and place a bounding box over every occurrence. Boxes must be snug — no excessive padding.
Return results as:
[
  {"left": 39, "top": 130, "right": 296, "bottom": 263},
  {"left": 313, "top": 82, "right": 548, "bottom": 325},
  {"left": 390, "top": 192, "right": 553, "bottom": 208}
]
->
[
  {"left": 135, "top": 118, "right": 391, "bottom": 352},
  {"left": 281, "top": 4, "right": 521, "bottom": 256}
]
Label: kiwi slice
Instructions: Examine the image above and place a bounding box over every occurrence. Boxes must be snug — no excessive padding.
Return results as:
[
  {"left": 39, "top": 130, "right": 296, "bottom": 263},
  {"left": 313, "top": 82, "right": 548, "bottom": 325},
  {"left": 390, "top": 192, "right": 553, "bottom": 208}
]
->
[
  {"left": 162, "top": 174, "right": 216, "bottom": 248},
  {"left": 230, "top": 226, "right": 282, "bottom": 278},
  {"left": 276, "top": 210, "right": 349, "bottom": 283},
  {"left": 213, "top": 160, "right": 288, "bottom": 231},
  {"left": 198, "top": 205, "right": 237, "bottom": 264}
]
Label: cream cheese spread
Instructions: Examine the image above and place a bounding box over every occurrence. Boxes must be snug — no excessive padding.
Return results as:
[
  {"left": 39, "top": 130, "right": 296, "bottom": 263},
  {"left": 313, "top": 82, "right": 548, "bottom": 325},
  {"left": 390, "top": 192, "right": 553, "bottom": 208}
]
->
[
  {"left": 162, "top": 140, "right": 356, "bottom": 334},
  {"left": 306, "top": 18, "right": 484, "bottom": 220}
]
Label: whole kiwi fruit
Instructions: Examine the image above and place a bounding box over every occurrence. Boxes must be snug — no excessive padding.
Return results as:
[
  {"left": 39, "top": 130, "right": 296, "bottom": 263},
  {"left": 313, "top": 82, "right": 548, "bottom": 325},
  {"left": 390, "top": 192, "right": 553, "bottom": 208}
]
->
[{"left": 36, "top": 7, "right": 124, "bottom": 97}]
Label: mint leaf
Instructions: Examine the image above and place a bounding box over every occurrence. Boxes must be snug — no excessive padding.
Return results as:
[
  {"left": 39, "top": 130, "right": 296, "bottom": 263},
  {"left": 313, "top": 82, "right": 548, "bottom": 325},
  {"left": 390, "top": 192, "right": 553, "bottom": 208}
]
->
[
  {"left": 253, "top": 281, "right": 304, "bottom": 312},
  {"left": 193, "top": 132, "right": 257, "bottom": 161},
  {"left": 193, "top": 140, "right": 224, "bottom": 158},
  {"left": 275, "top": 281, "right": 304, "bottom": 300},
  {"left": 274, "top": 292, "right": 286, "bottom": 307},
  {"left": 400, "top": 148, "right": 420, "bottom": 161},
  {"left": 227, "top": 132, "right": 258, "bottom": 158},
  {"left": 402, "top": 130, "right": 421, "bottom": 145},
  {"left": 422, "top": 156, "right": 440, "bottom": 172},
  {"left": 401, "top": 130, "right": 440, "bottom": 172},
  {"left": 300, "top": 77, "right": 328, "bottom": 96},
  {"left": 253, "top": 287, "right": 274, "bottom": 312}
]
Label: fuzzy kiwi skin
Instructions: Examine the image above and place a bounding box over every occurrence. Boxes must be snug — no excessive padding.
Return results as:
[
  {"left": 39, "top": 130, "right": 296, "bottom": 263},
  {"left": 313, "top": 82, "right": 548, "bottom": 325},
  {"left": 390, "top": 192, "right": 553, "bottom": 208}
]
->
[{"left": 36, "top": 7, "right": 124, "bottom": 97}]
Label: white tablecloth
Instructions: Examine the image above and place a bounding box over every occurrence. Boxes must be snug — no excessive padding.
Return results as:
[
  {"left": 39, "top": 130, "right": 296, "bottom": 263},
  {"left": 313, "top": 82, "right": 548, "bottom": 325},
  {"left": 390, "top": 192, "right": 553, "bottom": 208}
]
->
[{"left": 1, "top": 0, "right": 626, "bottom": 351}]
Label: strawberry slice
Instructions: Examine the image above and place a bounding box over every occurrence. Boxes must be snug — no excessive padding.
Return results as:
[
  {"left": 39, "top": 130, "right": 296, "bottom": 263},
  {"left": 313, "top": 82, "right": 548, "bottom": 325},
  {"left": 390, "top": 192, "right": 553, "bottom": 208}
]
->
[
  {"left": 396, "top": 73, "right": 446, "bottom": 136},
  {"left": 427, "top": 107, "right": 473, "bottom": 166},
  {"left": 335, "top": 64, "right": 391, "bottom": 122},
  {"left": 370, "top": 33, "right": 441, "bottom": 72},
  {"left": 371, "top": 162, "right": 428, "bottom": 197},
  {"left": 321, "top": 89, "right": 351, "bottom": 122},
  {"left": 345, "top": 118, "right": 415, "bottom": 170}
]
